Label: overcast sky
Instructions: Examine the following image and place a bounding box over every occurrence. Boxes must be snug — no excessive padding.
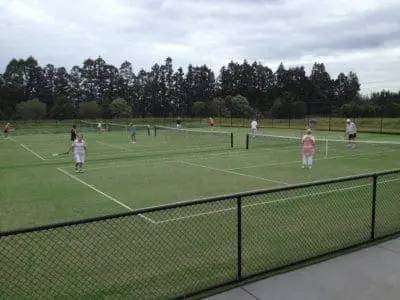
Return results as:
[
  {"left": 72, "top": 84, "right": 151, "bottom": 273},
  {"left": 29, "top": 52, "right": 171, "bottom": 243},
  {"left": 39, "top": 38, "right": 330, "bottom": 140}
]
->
[{"left": 0, "top": 0, "right": 399, "bottom": 94}]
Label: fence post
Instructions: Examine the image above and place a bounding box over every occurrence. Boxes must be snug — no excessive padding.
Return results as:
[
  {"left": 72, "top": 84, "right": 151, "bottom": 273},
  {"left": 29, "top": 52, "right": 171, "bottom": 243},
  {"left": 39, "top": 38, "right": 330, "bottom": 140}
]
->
[
  {"left": 370, "top": 174, "right": 378, "bottom": 240},
  {"left": 237, "top": 196, "right": 242, "bottom": 281},
  {"left": 230, "top": 132, "right": 234, "bottom": 148},
  {"left": 154, "top": 126, "right": 157, "bottom": 137}
]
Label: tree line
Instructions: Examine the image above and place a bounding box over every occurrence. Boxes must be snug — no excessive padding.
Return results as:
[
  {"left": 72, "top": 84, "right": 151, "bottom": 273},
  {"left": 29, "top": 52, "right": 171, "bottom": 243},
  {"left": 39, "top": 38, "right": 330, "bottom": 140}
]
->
[{"left": 0, "top": 56, "right": 399, "bottom": 121}]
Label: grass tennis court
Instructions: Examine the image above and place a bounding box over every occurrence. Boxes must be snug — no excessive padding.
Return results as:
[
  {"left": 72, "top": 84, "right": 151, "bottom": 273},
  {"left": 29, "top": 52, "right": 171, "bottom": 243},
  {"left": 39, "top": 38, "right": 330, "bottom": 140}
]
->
[
  {"left": 1, "top": 123, "right": 400, "bottom": 299},
  {"left": 1, "top": 123, "right": 400, "bottom": 231}
]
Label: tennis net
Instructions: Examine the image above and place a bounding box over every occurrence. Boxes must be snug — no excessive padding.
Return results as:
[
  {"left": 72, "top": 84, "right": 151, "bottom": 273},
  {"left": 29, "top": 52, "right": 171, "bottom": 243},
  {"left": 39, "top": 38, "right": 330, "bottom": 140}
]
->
[
  {"left": 108, "top": 122, "right": 151, "bottom": 136},
  {"left": 246, "top": 133, "right": 400, "bottom": 157},
  {"left": 155, "top": 126, "right": 234, "bottom": 150},
  {"left": 79, "top": 120, "right": 101, "bottom": 132}
]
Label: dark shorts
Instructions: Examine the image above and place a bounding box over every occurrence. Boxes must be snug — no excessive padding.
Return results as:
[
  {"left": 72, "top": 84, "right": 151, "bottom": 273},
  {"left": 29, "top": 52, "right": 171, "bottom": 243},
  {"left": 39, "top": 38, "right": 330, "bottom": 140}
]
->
[
  {"left": 348, "top": 133, "right": 357, "bottom": 139},
  {"left": 4, "top": 130, "right": 8, "bottom": 134}
]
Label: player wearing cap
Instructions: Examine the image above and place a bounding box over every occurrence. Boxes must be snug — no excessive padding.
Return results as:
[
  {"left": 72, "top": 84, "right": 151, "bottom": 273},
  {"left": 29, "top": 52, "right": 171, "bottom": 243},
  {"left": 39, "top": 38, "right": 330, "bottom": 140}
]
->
[{"left": 345, "top": 119, "right": 357, "bottom": 149}]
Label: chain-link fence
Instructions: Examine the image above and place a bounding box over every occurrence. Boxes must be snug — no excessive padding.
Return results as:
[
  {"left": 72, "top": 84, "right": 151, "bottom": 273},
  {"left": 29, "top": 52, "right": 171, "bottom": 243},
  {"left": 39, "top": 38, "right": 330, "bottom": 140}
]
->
[{"left": 1, "top": 169, "right": 399, "bottom": 299}]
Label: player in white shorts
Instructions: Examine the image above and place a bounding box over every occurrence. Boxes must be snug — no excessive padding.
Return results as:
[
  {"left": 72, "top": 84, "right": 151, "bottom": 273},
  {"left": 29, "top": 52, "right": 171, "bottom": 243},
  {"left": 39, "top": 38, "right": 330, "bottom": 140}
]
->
[
  {"left": 250, "top": 119, "right": 258, "bottom": 137},
  {"left": 176, "top": 117, "right": 182, "bottom": 129},
  {"left": 345, "top": 119, "right": 357, "bottom": 149},
  {"left": 67, "top": 135, "right": 87, "bottom": 173}
]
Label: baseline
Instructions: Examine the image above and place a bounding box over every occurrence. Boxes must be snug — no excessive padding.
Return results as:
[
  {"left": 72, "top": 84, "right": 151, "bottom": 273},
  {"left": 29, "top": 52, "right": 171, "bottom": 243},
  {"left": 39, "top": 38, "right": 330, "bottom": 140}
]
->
[{"left": 56, "top": 168, "right": 156, "bottom": 224}]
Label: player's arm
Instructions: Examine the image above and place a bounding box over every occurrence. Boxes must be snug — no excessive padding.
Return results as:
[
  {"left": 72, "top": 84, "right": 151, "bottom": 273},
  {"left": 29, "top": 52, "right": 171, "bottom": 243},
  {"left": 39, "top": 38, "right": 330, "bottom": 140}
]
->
[{"left": 67, "top": 142, "right": 75, "bottom": 154}]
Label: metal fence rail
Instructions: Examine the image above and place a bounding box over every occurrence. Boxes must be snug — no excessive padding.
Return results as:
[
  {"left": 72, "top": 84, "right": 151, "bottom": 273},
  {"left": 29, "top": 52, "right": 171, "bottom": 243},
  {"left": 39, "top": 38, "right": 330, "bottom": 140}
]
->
[{"left": 1, "top": 169, "right": 399, "bottom": 299}]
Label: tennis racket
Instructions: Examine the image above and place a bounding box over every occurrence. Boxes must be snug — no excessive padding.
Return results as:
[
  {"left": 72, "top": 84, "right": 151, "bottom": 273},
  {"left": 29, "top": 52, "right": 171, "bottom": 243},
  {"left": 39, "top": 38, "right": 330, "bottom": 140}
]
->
[{"left": 52, "top": 151, "right": 69, "bottom": 157}]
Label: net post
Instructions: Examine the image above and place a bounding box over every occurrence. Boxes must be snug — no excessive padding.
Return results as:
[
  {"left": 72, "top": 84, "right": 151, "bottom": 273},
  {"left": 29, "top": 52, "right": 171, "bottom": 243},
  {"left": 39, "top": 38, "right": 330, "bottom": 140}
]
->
[
  {"left": 246, "top": 134, "right": 249, "bottom": 150},
  {"left": 154, "top": 126, "right": 157, "bottom": 137},
  {"left": 231, "top": 132, "right": 234, "bottom": 148},
  {"left": 370, "top": 174, "right": 378, "bottom": 240},
  {"left": 147, "top": 125, "right": 150, "bottom": 136},
  {"left": 325, "top": 139, "right": 328, "bottom": 158}
]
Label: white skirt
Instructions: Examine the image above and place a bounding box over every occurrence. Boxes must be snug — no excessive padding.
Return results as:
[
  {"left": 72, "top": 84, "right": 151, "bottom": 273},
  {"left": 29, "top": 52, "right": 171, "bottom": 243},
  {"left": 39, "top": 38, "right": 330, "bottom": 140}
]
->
[{"left": 74, "top": 153, "right": 85, "bottom": 163}]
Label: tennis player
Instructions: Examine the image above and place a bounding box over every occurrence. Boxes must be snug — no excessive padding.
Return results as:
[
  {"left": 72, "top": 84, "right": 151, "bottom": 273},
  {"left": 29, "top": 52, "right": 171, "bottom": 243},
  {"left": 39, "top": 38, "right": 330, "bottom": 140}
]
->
[
  {"left": 4, "top": 123, "right": 10, "bottom": 139},
  {"left": 130, "top": 123, "right": 136, "bottom": 143},
  {"left": 209, "top": 117, "right": 214, "bottom": 128},
  {"left": 71, "top": 125, "right": 78, "bottom": 141},
  {"left": 176, "top": 117, "right": 182, "bottom": 129},
  {"left": 67, "top": 135, "right": 87, "bottom": 173},
  {"left": 97, "top": 121, "right": 105, "bottom": 133},
  {"left": 345, "top": 119, "right": 357, "bottom": 149},
  {"left": 302, "top": 128, "right": 315, "bottom": 169},
  {"left": 250, "top": 119, "right": 258, "bottom": 137}
]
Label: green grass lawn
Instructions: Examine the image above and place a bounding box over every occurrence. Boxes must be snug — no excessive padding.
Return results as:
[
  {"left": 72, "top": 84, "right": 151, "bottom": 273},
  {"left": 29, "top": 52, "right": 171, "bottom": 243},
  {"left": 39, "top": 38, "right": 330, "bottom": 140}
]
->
[{"left": 1, "top": 123, "right": 400, "bottom": 299}]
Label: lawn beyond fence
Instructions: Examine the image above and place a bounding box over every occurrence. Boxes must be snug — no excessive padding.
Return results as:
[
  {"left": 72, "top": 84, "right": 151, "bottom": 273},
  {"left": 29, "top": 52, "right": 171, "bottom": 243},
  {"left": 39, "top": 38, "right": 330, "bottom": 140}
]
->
[{"left": 1, "top": 169, "right": 399, "bottom": 299}]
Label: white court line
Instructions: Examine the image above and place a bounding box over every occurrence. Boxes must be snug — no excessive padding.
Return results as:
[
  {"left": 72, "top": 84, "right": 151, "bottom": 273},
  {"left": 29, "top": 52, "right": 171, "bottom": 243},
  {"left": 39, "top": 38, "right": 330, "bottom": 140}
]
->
[
  {"left": 176, "top": 160, "right": 290, "bottom": 185},
  {"left": 84, "top": 150, "right": 251, "bottom": 171},
  {"left": 56, "top": 168, "right": 156, "bottom": 224},
  {"left": 155, "top": 177, "right": 400, "bottom": 224},
  {"left": 8, "top": 136, "right": 47, "bottom": 161},
  {"left": 227, "top": 149, "right": 398, "bottom": 171},
  {"left": 20, "top": 144, "right": 46, "bottom": 160}
]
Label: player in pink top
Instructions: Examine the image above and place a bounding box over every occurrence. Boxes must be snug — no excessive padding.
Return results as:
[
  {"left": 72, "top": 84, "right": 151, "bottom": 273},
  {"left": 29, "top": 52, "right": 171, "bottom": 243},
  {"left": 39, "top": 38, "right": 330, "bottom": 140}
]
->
[{"left": 302, "top": 128, "right": 315, "bottom": 169}]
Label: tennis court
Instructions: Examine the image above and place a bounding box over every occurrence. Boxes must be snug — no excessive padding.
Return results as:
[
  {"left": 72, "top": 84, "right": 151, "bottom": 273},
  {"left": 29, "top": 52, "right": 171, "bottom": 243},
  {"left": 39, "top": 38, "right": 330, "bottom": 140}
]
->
[
  {"left": 1, "top": 122, "right": 400, "bottom": 298},
  {"left": 1, "top": 122, "right": 400, "bottom": 230}
]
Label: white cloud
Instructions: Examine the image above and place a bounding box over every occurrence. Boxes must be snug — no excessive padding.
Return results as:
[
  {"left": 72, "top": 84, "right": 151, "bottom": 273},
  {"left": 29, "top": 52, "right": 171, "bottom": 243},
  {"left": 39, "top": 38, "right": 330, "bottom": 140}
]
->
[{"left": 0, "top": 0, "right": 399, "bottom": 94}]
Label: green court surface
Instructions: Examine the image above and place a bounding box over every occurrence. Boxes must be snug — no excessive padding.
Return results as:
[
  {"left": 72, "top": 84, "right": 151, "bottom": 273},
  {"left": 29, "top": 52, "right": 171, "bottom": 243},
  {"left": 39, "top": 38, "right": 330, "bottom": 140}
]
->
[
  {"left": 1, "top": 124, "right": 400, "bottom": 231},
  {"left": 1, "top": 123, "right": 400, "bottom": 299}
]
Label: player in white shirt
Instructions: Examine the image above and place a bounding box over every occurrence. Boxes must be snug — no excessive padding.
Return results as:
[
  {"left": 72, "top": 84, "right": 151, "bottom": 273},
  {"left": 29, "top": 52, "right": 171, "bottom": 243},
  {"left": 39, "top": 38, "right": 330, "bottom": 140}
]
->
[
  {"left": 345, "top": 119, "right": 357, "bottom": 149},
  {"left": 302, "top": 128, "right": 315, "bottom": 169},
  {"left": 250, "top": 119, "right": 258, "bottom": 137},
  {"left": 97, "top": 121, "right": 104, "bottom": 134},
  {"left": 67, "top": 135, "right": 87, "bottom": 173}
]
